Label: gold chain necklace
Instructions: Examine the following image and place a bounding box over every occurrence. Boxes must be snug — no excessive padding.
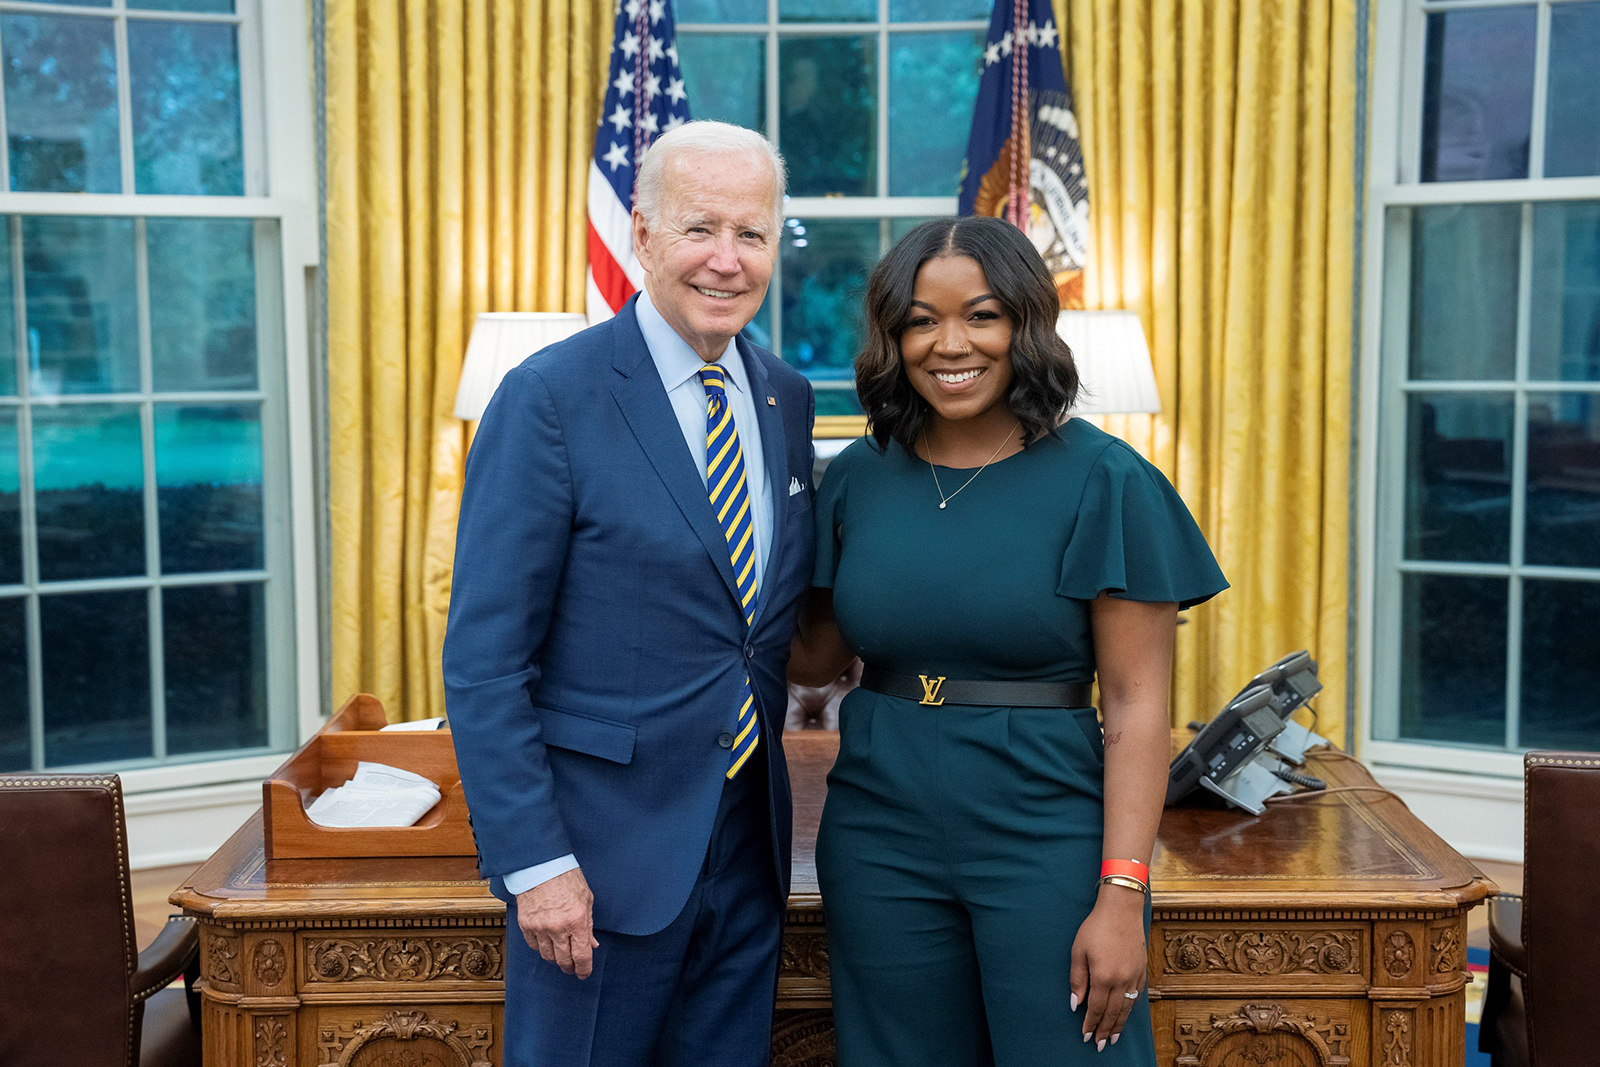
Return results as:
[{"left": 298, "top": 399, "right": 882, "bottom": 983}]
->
[{"left": 922, "top": 422, "right": 1020, "bottom": 510}]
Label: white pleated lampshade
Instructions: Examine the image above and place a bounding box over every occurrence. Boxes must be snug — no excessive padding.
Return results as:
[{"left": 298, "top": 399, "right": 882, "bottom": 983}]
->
[
  {"left": 1057, "top": 310, "right": 1161, "bottom": 415},
  {"left": 453, "top": 312, "right": 589, "bottom": 420}
]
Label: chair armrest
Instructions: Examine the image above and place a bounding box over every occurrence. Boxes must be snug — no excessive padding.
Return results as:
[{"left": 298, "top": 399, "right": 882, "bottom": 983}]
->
[
  {"left": 131, "top": 915, "right": 199, "bottom": 1004},
  {"left": 1488, "top": 893, "right": 1527, "bottom": 979}
]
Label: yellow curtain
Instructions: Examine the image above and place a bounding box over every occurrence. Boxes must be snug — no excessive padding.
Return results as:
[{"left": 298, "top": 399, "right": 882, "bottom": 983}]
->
[
  {"left": 325, "top": 0, "right": 612, "bottom": 719},
  {"left": 1058, "top": 0, "right": 1358, "bottom": 741}
]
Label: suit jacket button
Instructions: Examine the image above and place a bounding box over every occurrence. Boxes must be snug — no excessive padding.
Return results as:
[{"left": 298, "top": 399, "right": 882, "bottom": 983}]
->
[
  {"left": 717, "top": 732, "right": 735, "bottom": 749},
  {"left": 744, "top": 644, "right": 755, "bottom": 659}
]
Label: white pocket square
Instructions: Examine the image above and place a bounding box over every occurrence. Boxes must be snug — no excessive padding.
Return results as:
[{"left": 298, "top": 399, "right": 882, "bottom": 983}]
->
[{"left": 788, "top": 477, "right": 804, "bottom": 497}]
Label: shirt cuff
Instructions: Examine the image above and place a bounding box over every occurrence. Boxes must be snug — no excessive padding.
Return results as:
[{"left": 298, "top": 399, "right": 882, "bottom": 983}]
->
[{"left": 503, "top": 854, "right": 580, "bottom": 895}]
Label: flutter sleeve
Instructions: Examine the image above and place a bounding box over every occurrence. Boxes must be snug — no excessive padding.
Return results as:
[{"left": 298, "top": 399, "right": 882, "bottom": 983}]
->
[
  {"left": 1056, "top": 439, "right": 1228, "bottom": 610},
  {"left": 810, "top": 444, "right": 853, "bottom": 589}
]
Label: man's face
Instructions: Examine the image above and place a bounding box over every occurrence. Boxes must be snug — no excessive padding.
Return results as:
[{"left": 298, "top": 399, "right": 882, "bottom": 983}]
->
[{"left": 633, "top": 150, "right": 778, "bottom": 362}]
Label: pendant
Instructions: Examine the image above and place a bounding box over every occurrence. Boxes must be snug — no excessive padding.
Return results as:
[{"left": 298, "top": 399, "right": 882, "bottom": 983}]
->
[{"left": 939, "top": 501, "right": 947, "bottom": 509}]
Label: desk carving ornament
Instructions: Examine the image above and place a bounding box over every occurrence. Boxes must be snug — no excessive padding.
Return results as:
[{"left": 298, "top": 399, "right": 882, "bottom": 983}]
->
[{"left": 174, "top": 733, "right": 1492, "bottom": 1067}]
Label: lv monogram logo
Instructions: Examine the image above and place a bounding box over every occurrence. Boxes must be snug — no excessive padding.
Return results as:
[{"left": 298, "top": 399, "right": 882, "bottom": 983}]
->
[{"left": 918, "top": 675, "right": 947, "bottom": 706}]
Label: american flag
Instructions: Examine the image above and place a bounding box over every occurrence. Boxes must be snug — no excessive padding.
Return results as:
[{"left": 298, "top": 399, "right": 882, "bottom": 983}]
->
[
  {"left": 958, "top": 0, "right": 1089, "bottom": 310},
  {"left": 586, "top": 0, "right": 692, "bottom": 324}
]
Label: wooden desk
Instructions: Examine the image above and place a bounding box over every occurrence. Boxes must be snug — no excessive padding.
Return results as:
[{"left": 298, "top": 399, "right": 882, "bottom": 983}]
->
[{"left": 174, "top": 732, "right": 1493, "bottom": 1067}]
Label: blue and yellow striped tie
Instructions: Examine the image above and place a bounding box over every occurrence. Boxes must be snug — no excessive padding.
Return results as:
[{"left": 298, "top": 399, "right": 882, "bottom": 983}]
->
[{"left": 699, "top": 364, "right": 760, "bottom": 779}]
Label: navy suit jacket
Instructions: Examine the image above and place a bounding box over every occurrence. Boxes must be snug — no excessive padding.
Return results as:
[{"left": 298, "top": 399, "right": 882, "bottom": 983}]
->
[{"left": 443, "top": 296, "right": 816, "bottom": 937}]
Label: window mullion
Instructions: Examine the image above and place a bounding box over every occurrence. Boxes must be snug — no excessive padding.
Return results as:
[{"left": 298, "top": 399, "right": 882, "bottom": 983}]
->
[
  {"left": 135, "top": 217, "right": 165, "bottom": 761},
  {"left": 113, "top": 7, "right": 136, "bottom": 195},
  {"left": 12, "top": 215, "right": 41, "bottom": 770},
  {"left": 877, "top": 0, "right": 889, "bottom": 200},
  {"left": 1505, "top": 200, "right": 1534, "bottom": 749},
  {"left": 0, "top": 17, "right": 11, "bottom": 195},
  {"left": 767, "top": 0, "right": 781, "bottom": 361},
  {"left": 1529, "top": 0, "right": 1552, "bottom": 178}
]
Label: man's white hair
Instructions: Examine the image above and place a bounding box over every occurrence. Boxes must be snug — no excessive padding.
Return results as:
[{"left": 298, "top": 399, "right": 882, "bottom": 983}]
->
[{"left": 634, "top": 121, "right": 787, "bottom": 233}]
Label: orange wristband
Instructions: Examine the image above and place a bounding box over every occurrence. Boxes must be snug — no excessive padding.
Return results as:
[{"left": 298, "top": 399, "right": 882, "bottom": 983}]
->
[{"left": 1100, "top": 858, "right": 1150, "bottom": 885}]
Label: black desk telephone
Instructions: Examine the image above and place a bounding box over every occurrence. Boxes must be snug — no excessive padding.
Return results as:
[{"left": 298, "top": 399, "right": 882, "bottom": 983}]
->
[{"left": 1165, "top": 651, "right": 1327, "bottom": 814}]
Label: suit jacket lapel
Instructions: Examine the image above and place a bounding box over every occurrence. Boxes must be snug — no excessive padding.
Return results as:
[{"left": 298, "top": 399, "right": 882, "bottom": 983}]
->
[
  {"left": 741, "top": 337, "right": 790, "bottom": 631},
  {"left": 608, "top": 300, "right": 742, "bottom": 609}
]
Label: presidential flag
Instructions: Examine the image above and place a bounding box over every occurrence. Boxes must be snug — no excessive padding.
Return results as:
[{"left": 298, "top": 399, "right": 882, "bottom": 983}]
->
[
  {"left": 587, "top": 0, "right": 691, "bottom": 324},
  {"left": 958, "top": 0, "right": 1089, "bottom": 310}
]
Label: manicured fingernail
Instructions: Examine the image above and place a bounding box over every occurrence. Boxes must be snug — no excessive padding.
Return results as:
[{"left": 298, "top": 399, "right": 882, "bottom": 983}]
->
[
  {"left": 1070, "top": 994, "right": 1080, "bottom": 1011},
  {"left": 1083, "top": 1031, "right": 1092, "bottom": 1042},
  {"left": 1097, "top": 1039, "right": 1106, "bottom": 1052},
  {"left": 1111, "top": 1034, "right": 1120, "bottom": 1045}
]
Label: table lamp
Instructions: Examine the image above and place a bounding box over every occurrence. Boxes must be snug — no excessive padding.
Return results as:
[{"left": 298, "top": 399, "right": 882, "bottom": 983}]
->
[
  {"left": 1056, "top": 309, "right": 1161, "bottom": 415},
  {"left": 453, "top": 312, "right": 588, "bottom": 421}
]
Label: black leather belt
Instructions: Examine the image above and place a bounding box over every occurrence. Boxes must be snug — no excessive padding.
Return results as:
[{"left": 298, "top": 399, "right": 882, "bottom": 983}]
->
[{"left": 860, "top": 666, "right": 1092, "bottom": 709}]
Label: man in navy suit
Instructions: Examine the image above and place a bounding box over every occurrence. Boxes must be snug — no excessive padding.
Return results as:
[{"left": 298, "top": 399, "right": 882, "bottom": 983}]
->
[{"left": 444, "top": 121, "right": 815, "bottom": 1066}]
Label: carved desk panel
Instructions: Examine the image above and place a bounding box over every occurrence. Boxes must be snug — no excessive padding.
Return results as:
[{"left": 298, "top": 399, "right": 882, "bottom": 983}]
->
[{"left": 174, "top": 733, "right": 1492, "bottom": 1067}]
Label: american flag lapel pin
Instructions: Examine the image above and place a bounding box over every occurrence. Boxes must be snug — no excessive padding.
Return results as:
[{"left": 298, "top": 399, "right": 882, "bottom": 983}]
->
[{"left": 767, "top": 396, "right": 777, "bottom": 406}]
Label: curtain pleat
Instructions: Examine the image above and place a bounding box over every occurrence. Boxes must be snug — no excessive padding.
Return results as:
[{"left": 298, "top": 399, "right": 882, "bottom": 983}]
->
[
  {"left": 1059, "top": 0, "right": 1357, "bottom": 740},
  {"left": 326, "top": 0, "right": 612, "bottom": 719}
]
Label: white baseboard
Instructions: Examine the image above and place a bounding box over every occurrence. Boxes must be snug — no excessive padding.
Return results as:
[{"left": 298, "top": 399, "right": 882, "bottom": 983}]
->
[
  {"left": 1370, "top": 764, "right": 1524, "bottom": 865},
  {"left": 124, "top": 781, "right": 262, "bottom": 870}
]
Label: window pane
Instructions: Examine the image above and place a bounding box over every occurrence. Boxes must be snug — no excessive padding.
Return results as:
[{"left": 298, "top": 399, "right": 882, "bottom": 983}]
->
[
  {"left": 1529, "top": 202, "right": 1600, "bottom": 382},
  {"left": 1404, "top": 392, "right": 1513, "bottom": 564},
  {"left": 891, "top": 0, "right": 989, "bottom": 20},
  {"left": 678, "top": 34, "right": 765, "bottom": 133},
  {"left": 889, "top": 31, "right": 983, "bottom": 196},
  {"left": 42, "top": 589, "right": 150, "bottom": 766},
  {"left": 743, "top": 291, "right": 773, "bottom": 352},
  {"left": 148, "top": 218, "right": 259, "bottom": 390},
  {"left": 1420, "top": 7, "right": 1535, "bottom": 182},
  {"left": 0, "top": 410, "right": 19, "bottom": 585},
  {"left": 890, "top": 216, "right": 936, "bottom": 245},
  {"left": 1521, "top": 579, "right": 1600, "bottom": 750},
  {"left": 22, "top": 216, "right": 139, "bottom": 397},
  {"left": 0, "top": 598, "right": 25, "bottom": 771},
  {"left": 1545, "top": 1, "right": 1600, "bottom": 178},
  {"left": 781, "top": 37, "right": 875, "bottom": 196},
  {"left": 2, "top": 14, "right": 121, "bottom": 193},
  {"left": 677, "top": 0, "right": 764, "bottom": 22},
  {"left": 0, "top": 221, "right": 15, "bottom": 397},
  {"left": 815, "top": 383, "right": 864, "bottom": 416},
  {"left": 155, "top": 403, "right": 263, "bottom": 574},
  {"left": 1392, "top": 573, "right": 1507, "bottom": 747},
  {"left": 1404, "top": 204, "right": 1519, "bottom": 381},
  {"left": 781, "top": 217, "right": 873, "bottom": 385},
  {"left": 164, "top": 582, "right": 266, "bottom": 755},
  {"left": 33, "top": 404, "right": 145, "bottom": 581},
  {"left": 1526, "top": 392, "right": 1600, "bottom": 569},
  {"left": 130, "top": 1, "right": 234, "bottom": 12},
  {"left": 780, "top": 0, "right": 874, "bottom": 21},
  {"left": 128, "top": 20, "right": 244, "bottom": 195}
]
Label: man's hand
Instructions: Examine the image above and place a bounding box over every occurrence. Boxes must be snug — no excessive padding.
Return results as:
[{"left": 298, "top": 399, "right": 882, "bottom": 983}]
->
[{"left": 516, "top": 868, "right": 599, "bottom": 979}]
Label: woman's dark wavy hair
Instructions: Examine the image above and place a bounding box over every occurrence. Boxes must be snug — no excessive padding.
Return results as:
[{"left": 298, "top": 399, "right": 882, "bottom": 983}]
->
[{"left": 856, "top": 216, "right": 1079, "bottom": 452}]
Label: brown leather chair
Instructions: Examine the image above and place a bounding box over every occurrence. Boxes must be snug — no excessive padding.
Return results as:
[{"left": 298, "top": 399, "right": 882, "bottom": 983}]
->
[
  {"left": 1480, "top": 751, "right": 1600, "bottom": 1066},
  {"left": 0, "top": 774, "right": 201, "bottom": 1067}
]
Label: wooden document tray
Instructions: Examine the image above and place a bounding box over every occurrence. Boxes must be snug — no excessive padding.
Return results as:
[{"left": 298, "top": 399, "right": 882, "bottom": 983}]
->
[{"left": 262, "top": 693, "right": 476, "bottom": 860}]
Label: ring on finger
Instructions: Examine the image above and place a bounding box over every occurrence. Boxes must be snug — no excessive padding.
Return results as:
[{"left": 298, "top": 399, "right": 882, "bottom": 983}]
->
[{"left": 1123, "top": 990, "right": 1140, "bottom": 1000}]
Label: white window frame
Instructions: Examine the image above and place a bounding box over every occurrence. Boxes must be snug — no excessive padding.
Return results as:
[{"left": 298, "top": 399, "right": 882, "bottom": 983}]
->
[
  {"left": 1357, "top": 0, "right": 1600, "bottom": 780},
  {"left": 0, "top": 0, "right": 322, "bottom": 795},
  {"left": 680, "top": 0, "right": 987, "bottom": 419}
]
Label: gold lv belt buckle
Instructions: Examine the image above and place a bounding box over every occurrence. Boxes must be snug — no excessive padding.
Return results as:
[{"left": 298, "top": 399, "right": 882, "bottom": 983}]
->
[{"left": 918, "top": 675, "right": 947, "bottom": 706}]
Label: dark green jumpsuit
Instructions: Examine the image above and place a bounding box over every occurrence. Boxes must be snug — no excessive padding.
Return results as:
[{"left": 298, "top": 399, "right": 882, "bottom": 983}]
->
[{"left": 812, "top": 418, "right": 1227, "bottom": 1067}]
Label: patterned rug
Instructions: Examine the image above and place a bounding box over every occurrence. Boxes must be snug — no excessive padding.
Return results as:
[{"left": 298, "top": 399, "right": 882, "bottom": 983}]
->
[{"left": 1464, "top": 946, "right": 1491, "bottom": 1066}]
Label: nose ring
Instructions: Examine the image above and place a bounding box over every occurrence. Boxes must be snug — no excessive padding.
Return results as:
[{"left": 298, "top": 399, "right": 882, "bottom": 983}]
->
[{"left": 955, "top": 344, "right": 971, "bottom": 355}]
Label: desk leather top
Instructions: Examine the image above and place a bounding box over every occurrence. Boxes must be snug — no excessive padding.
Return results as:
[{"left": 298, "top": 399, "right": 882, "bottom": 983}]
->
[{"left": 173, "top": 731, "right": 1494, "bottom": 921}]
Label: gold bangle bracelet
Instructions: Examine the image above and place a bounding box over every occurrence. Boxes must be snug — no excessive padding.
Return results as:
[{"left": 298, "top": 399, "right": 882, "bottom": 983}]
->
[{"left": 1099, "top": 874, "right": 1149, "bottom": 894}]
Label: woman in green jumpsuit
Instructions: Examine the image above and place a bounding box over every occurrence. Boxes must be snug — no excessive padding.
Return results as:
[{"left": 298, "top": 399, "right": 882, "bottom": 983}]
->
[{"left": 791, "top": 217, "right": 1226, "bottom": 1066}]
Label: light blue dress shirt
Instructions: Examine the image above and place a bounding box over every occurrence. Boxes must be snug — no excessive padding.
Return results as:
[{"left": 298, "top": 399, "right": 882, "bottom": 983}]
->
[{"left": 503, "top": 290, "right": 775, "bottom": 896}]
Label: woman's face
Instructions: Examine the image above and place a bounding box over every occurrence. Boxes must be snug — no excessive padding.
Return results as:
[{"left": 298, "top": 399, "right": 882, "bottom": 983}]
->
[{"left": 898, "top": 254, "right": 1016, "bottom": 426}]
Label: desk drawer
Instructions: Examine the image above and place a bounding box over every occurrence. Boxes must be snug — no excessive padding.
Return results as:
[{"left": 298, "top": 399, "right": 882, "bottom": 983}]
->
[{"left": 1156, "top": 997, "right": 1358, "bottom": 1067}]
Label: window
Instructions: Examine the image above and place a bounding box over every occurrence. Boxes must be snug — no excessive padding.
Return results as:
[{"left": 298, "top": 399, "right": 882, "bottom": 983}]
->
[
  {"left": 0, "top": 0, "right": 311, "bottom": 777},
  {"left": 1362, "top": 0, "right": 1600, "bottom": 775},
  {"left": 677, "top": 0, "right": 989, "bottom": 423}
]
